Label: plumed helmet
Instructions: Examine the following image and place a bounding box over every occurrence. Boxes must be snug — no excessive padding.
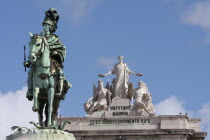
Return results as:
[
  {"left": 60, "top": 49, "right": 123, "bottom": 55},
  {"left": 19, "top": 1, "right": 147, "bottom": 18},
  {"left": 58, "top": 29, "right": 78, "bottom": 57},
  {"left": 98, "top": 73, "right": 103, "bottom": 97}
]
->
[{"left": 42, "top": 8, "right": 59, "bottom": 33}]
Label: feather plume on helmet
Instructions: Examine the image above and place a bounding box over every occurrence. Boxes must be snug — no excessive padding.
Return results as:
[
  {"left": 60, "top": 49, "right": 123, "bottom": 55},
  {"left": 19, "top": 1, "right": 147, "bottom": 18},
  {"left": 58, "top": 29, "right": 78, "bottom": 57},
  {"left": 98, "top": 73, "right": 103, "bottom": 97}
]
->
[{"left": 42, "top": 8, "right": 59, "bottom": 33}]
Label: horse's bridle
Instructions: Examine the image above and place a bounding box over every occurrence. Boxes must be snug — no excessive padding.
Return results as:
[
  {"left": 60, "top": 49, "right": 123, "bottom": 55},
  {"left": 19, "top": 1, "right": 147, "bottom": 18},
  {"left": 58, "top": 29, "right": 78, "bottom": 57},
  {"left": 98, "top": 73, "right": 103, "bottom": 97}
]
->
[
  {"left": 30, "top": 34, "right": 50, "bottom": 68},
  {"left": 31, "top": 34, "right": 46, "bottom": 57}
]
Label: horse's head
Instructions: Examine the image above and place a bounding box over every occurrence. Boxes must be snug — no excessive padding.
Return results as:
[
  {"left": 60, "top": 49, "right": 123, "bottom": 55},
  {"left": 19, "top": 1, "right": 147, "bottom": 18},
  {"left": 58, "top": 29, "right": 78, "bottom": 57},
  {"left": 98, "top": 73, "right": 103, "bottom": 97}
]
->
[{"left": 28, "top": 32, "right": 48, "bottom": 64}]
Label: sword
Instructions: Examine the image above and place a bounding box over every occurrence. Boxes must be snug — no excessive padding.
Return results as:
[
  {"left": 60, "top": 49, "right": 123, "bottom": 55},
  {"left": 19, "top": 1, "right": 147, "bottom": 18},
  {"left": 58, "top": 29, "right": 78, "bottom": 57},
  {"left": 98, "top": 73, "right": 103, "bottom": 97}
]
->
[{"left": 24, "top": 45, "right": 26, "bottom": 72}]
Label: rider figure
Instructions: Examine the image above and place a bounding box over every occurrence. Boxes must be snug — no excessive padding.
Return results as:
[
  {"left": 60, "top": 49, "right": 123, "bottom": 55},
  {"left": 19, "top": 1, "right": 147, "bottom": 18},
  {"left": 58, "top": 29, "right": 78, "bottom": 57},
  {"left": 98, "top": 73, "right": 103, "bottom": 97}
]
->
[{"left": 24, "top": 8, "right": 70, "bottom": 100}]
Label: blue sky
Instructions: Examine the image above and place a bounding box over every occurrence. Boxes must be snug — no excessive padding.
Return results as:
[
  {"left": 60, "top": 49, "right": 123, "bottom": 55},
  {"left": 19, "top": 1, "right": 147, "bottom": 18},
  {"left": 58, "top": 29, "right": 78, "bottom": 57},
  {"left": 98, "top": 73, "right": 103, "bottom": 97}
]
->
[{"left": 0, "top": 0, "right": 210, "bottom": 139}]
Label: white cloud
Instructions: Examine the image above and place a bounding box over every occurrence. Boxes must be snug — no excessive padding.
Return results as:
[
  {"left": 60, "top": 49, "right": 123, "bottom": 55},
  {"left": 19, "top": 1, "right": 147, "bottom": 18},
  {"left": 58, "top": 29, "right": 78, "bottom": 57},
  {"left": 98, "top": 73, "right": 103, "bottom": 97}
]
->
[
  {"left": 155, "top": 96, "right": 188, "bottom": 115},
  {"left": 0, "top": 87, "right": 37, "bottom": 140},
  {"left": 98, "top": 57, "right": 116, "bottom": 70},
  {"left": 182, "top": 1, "right": 210, "bottom": 29},
  {"left": 198, "top": 103, "right": 210, "bottom": 140},
  {"left": 39, "top": 0, "right": 104, "bottom": 25},
  {"left": 155, "top": 96, "right": 210, "bottom": 139}
]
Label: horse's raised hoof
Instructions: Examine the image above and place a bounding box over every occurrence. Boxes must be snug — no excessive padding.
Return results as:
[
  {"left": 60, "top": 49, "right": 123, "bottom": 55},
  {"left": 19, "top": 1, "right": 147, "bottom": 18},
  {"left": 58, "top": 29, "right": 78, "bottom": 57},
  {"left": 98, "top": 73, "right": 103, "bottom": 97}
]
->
[{"left": 32, "top": 106, "right": 38, "bottom": 112}]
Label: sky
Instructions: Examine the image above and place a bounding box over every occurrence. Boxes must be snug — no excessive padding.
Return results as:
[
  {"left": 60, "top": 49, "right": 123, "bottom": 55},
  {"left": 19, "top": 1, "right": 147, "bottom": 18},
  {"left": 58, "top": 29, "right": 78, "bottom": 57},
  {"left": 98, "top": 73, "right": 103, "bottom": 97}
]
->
[{"left": 0, "top": 0, "right": 210, "bottom": 139}]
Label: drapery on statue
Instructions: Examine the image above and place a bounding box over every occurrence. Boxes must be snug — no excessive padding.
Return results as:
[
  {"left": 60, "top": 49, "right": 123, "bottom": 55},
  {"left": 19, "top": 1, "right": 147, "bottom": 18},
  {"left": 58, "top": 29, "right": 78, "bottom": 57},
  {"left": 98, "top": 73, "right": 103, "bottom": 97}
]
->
[
  {"left": 23, "top": 8, "right": 71, "bottom": 127},
  {"left": 128, "top": 81, "right": 155, "bottom": 116},
  {"left": 99, "top": 56, "right": 143, "bottom": 99},
  {"left": 84, "top": 80, "right": 112, "bottom": 117}
]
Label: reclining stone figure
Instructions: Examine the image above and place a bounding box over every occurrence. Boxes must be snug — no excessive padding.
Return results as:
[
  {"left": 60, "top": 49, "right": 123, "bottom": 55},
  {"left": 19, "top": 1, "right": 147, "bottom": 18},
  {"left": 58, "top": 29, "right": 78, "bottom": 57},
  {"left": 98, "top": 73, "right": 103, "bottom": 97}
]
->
[{"left": 84, "top": 80, "right": 112, "bottom": 117}]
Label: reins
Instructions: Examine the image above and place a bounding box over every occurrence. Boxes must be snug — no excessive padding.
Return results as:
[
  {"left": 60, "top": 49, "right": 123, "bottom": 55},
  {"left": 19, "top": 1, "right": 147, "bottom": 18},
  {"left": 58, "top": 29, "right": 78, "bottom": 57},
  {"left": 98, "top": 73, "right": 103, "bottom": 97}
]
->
[{"left": 31, "top": 35, "right": 51, "bottom": 68}]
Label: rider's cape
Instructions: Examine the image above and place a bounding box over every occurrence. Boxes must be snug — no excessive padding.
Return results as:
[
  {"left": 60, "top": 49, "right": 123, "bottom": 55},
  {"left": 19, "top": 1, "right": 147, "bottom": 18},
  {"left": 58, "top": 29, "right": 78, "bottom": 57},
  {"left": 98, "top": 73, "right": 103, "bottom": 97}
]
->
[
  {"left": 45, "top": 34, "right": 71, "bottom": 99},
  {"left": 46, "top": 34, "right": 66, "bottom": 65}
]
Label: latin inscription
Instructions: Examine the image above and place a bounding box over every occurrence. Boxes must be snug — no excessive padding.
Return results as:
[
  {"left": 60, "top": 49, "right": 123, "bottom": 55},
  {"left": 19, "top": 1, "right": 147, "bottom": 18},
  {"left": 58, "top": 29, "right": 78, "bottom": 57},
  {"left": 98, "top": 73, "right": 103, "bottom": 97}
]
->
[
  {"left": 113, "top": 112, "right": 128, "bottom": 116},
  {"left": 110, "top": 106, "right": 131, "bottom": 110},
  {"left": 89, "top": 119, "right": 150, "bottom": 125},
  {"left": 110, "top": 106, "right": 131, "bottom": 116}
]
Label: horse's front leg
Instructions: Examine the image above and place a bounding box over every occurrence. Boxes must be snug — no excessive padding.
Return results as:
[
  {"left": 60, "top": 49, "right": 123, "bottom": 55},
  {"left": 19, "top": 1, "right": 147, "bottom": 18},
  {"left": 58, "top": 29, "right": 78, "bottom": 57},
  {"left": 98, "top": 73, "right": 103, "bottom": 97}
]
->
[
  {"left": 32, "top": 87, "right": 39, "bottom": 112},
  {"left": 47, "top": 77, "right": 55, "bottom": 126},
  {"left": 38, "top": 98, "right": 46, "bottom": 126}
]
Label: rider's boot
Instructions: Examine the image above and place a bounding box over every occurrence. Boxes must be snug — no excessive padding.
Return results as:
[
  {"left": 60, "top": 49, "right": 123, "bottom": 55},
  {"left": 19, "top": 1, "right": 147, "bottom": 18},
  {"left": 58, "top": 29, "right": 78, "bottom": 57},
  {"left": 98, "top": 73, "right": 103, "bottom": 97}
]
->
[
  {"left": 26, "top": 90, "right": 33, "bottom": 101},
  {"left": 26, "top": 69, "right": 33, "bottom": 101}
]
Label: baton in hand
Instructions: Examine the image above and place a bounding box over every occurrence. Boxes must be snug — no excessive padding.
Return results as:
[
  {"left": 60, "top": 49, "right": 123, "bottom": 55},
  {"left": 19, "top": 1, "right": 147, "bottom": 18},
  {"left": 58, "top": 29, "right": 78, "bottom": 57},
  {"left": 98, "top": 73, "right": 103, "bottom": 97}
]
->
[{"left": 24, "top": 45, "right": 26, "bottom": 72}]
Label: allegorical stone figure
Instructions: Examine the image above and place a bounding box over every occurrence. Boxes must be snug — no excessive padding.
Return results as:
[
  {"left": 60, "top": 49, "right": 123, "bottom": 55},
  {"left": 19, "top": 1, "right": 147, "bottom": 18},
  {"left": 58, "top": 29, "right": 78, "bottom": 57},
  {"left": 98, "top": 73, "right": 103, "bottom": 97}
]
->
[
  {"left": 99, "top": 56, "right": 143, "bottom": 99},
  {"left": 24, "top": 8, "right": 71, "bottom": 100},
  {"left": 84, "top": 80, "right": 112, "bottom": 117},
  {"left": 131, "top": 81, "right": 155, "bottom": 116}
]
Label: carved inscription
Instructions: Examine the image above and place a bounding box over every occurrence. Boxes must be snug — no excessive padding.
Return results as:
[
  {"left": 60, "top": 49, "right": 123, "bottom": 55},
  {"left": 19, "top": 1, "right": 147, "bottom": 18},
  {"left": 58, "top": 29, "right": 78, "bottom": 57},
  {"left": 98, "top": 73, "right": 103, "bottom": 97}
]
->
[
  {"left": 110, "top": 106, "right": 131, "bottom": 116},
  {"left": 89, "top": 119, "right": 150, "bottom": 125},
  {"left": 110, "top": 106, "right": 131, "bottom": 110},
  {"left": 113, "top": 112, "right": 128, "bottom": 116}
]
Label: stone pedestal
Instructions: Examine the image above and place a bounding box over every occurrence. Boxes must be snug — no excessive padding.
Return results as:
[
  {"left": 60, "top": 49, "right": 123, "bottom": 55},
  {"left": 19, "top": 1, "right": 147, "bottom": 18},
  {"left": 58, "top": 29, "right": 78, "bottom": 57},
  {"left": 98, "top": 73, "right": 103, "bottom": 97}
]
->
[{"left": 6, "top": 128, "right": 75, "bottom": 140}]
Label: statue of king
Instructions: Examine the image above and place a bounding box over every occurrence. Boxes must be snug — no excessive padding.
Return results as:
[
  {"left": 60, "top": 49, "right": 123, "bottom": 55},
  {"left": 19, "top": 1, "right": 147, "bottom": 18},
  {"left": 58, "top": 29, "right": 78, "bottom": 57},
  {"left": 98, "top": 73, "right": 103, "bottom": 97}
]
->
[{"left": 23, "top": 8, "right": 71, "bottom": 127}]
